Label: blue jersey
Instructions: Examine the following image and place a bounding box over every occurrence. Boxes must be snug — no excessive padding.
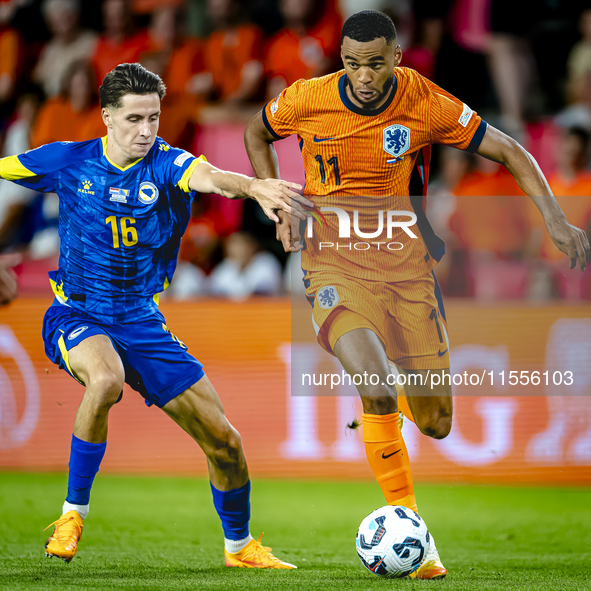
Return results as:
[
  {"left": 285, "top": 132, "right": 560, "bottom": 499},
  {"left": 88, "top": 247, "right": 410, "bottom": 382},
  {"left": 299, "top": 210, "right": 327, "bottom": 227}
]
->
[{"left": 0, "top": 136, "right": 205, "bottom": 322}]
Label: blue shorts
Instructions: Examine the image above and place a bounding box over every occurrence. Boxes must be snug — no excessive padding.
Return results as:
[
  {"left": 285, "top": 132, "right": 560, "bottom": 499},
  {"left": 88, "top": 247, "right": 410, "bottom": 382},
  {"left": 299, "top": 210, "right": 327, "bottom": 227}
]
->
[{"left": 42, "top": 300, "right": 205, "bottom": 408}]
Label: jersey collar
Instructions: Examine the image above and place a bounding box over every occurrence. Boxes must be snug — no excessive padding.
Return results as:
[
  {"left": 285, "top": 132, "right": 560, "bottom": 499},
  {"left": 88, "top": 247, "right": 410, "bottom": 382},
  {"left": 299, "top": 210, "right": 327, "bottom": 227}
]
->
[
  {"left": 101, "top": 136, "right": 144, "bottom": 172},
  {"left": 338, "top": 73, "right": 397, "bottom": 116}
]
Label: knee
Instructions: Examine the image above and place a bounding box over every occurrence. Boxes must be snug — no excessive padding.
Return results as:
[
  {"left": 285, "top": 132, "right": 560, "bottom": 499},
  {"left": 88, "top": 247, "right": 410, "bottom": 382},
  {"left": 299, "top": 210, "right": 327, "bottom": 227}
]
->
[
  {"left": 207, "top": 423, "right": 243, "bottom": 467},
  {"left": 361, "top": 383, "right": 397, "bottom": 415},
  {"left": 87, "top": 369, "right": 124, "bottom": 409},
  {"left": 417, "top": 407, "right": 452, "bottom": 439}
]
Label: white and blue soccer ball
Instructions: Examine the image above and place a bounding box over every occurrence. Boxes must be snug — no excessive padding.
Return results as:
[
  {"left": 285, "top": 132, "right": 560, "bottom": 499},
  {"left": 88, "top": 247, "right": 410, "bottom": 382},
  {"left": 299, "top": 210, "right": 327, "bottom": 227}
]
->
[{"left": 356, "top": 505, "right": 430, "bottom": 578}]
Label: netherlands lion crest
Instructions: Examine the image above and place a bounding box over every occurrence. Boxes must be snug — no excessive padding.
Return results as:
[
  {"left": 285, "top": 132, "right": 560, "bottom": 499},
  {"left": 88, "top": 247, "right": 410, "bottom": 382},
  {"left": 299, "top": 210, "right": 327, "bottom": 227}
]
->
[
  {"left": 383, "top": 124, "right": 411, "bottom": 160},
  {"left": 318, "top": 286, "right": 339, "bottom": 309}
]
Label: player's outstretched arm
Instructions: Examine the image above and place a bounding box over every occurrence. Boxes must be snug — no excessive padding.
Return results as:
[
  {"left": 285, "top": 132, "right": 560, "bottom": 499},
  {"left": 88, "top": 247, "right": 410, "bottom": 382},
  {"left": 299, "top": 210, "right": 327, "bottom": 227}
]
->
[
  {"left": 477, "top": 125, "right": 591, "bottom": 271},
  {"left": 187, "top": 158, "right": 310, "bottom": 223},
  {"left": 244, "top": 110, "right": 303, "bottom": 252}
]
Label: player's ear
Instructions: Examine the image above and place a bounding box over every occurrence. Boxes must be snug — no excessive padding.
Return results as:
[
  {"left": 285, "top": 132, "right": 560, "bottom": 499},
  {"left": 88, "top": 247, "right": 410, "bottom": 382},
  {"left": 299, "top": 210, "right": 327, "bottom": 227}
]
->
[
  {"left": 394, "top": 44, "right": 403, "bottom": 67},
  {"left": 101, "top": 107, "right": 112, "bottom": 129}
]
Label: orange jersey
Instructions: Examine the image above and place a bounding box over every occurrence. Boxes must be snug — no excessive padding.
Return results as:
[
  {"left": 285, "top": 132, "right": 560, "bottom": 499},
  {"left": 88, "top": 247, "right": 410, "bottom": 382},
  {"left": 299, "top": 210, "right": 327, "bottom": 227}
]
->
[{"left": 263, "top": 67, "right": 486, "bottom": 282}]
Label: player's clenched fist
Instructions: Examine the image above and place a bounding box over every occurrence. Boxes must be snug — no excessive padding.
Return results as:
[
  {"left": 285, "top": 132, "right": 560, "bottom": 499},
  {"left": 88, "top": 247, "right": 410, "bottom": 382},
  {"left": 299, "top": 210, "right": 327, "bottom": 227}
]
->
[
  {"left": 248, "top": 178, "right": 311, "bottom": 223},
  {"left": 546, "top": 217, "right": 591, "bottom": 271},
  {"left": 0, "top": 253, "right": 21, "bottom": 305}
]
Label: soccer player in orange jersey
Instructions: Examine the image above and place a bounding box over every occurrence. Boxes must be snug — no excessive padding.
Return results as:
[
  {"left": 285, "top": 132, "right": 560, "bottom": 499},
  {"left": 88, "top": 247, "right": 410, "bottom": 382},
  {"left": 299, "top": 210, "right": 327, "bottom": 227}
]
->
[{"left": 245, "top": 10, "right": 590, "bottom": 579}]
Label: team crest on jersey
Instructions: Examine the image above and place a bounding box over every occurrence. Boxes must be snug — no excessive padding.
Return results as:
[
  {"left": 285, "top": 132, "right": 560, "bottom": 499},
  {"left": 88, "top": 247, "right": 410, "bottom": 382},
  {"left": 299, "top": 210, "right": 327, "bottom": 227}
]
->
[
  {"left": 383, "top": 124, "right": 411, "bottom": 162},
  {"left": 138, "top": 182, "right": 159, "bottom": 204},
  {"left": 317, "top": 286, "right": 339, "bottom": 310}
]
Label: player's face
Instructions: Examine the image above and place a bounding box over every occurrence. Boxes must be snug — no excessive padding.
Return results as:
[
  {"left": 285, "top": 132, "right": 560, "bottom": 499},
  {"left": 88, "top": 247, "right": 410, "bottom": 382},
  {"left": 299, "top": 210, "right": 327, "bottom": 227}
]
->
[
  {"left": 341, "top": 37, "right": 402, "bottom": 109},
  {"left": 102, "top": 93, "right": 161, "bottom": 162}
]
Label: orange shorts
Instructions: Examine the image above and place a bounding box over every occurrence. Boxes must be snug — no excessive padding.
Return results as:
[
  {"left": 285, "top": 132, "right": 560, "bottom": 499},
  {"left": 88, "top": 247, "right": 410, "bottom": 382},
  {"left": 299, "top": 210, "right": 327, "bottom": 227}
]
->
[{"left": 305, "top": 270, "right": 449, "bottom": 370}]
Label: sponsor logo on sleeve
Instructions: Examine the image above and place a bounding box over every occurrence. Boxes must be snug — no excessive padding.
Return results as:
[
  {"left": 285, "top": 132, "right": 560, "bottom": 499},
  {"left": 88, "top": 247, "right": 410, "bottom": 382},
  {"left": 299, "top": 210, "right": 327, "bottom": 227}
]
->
[
  {"left": 270, "top": 95, "right": 280, "bottom": 117},
  {"left": 174, "top": 152, "right": 193, "bottom": 167},
  {"left": 459, "top": 103, "right": 473, "bottom": 127}
]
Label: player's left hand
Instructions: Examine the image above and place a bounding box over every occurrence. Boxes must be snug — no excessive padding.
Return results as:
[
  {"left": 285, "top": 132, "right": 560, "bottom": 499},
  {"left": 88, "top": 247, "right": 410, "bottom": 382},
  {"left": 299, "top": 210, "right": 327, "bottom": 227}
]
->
[
  {"left": 0, "top": 253, "right": 21, "bottom": 305},
  {"left": 249, "top": 178, "right": 311, "bottom": 223},
  {"left": 546, "top": 217, "right": 591, "bottom": 271}
]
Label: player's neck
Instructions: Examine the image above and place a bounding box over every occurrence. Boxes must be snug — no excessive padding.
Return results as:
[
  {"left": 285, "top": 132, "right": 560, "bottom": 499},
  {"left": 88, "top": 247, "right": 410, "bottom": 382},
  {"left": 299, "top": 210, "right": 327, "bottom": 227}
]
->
[
  {"left": 105, "top": 135, "right": 141, "bottom": 169},
  {"left": 345, "top": 78, "right": 394, "bottom": 112}
]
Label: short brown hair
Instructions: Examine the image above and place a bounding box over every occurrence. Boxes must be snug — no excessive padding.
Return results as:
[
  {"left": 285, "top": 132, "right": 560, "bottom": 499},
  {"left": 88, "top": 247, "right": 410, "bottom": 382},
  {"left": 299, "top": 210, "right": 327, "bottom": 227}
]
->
[{"left": 99, "top": 62, "right": 166, "bottom": 109}]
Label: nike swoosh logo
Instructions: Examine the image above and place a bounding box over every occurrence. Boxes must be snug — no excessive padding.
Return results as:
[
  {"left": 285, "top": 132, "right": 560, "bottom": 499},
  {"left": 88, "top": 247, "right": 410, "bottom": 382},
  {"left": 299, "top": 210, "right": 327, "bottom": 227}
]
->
[
  {"left": 438, "top": 349, "right": 448, "bottom": 357},
  {"left": 382, "top": 449, "right": 401, "bottom": 459},
  {"left": 313, "top": 135, "right": 335, "bottom": 142}
]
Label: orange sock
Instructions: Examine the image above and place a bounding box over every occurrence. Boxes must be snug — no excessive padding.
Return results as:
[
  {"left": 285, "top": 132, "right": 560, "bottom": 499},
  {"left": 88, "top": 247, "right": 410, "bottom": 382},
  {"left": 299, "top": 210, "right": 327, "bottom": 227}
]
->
[
  {"left": 362, "top": 412, "right": 417, "bottom": 512},
  {"left": 396, "top": 389, "right": 416, "bottom": 424}
]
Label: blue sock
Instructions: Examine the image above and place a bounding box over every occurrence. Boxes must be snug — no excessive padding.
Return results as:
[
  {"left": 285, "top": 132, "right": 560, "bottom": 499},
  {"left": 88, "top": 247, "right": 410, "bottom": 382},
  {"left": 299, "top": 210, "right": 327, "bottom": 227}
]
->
[
  {"left": 65, "top": 435, "right": 107, "bottom": 505},
  {"left": 210, "top": 480, "right": 250, "bottom": 540}
]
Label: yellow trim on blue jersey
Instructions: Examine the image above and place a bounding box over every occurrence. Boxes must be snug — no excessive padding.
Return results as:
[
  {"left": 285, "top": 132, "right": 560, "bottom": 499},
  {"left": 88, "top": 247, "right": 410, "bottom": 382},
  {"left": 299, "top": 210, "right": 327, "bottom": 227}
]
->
[
  {"left": 152, "top": 277, "right": 170, "bottom": 305},
  {"left": 0, "top": 155, "right": 36, "bottom": 180},
  {"left": 101, "top": 136, "right": 143, "bottom": 172},
  {"left": 49, "top": 277, "right": 68, "bottom": 302},
  {"left": 58, "top": 331, "right": 84, "bottom": 385},
  {"left": 177, "top": 155, "right": 207, "bottom": 193}
]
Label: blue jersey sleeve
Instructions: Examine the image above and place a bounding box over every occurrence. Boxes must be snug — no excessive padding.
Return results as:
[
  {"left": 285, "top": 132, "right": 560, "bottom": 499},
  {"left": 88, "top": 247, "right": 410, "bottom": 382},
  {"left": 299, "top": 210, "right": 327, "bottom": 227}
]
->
[
  {"left": 0, "top": 140, "right": 99, "bottom": 193},
  {"left": 155, "top": 140, "right": 207, "bottom": 196}
]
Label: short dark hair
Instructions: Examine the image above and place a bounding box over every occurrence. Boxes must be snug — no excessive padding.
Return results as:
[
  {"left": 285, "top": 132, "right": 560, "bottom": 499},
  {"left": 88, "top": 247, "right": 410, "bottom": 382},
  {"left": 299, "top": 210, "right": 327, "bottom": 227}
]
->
[
  {"left": 99, "top": 62, "right": 166, "bottom": 109},
  {"left": 341, "top": 10, "right": 396, "bottom": 45}
]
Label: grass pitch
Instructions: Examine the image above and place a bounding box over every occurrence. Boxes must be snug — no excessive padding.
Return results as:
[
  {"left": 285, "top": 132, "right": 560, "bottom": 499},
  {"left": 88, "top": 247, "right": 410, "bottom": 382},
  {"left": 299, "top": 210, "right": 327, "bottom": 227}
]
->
[{"left": 0, "top": 474, "right": 589, "bottom": 590}]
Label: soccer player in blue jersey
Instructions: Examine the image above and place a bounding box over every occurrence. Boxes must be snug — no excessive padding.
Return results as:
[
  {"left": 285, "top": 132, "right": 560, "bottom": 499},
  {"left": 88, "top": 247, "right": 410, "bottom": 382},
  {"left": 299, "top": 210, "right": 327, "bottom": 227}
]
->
[{"left": 0, "top": 63, "right": 310, "bottom": 568}]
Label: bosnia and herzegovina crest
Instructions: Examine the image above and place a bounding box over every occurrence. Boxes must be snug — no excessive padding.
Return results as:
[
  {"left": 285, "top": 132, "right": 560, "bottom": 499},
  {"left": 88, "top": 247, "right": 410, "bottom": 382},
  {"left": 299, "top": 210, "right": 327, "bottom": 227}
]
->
[{"left": 383, "top": 124, "right": 411, "bottom": 163}]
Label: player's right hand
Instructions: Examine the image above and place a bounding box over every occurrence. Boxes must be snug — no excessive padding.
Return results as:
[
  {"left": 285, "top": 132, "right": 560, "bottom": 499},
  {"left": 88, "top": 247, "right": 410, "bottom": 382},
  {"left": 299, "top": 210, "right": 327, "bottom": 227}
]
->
[
  {"left": 0, "top": 253, "right": 21, "bottom": 305},
  {"left": 276, "top": 210, "right": 303, "bottom": 252}
]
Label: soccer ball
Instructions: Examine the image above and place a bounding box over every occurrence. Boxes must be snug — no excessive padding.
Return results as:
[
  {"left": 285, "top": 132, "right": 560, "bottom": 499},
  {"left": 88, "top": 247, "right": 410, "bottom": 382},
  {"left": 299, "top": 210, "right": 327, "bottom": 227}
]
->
[{"left": 355, "top": 505, "right": 430, "bottom": 578}]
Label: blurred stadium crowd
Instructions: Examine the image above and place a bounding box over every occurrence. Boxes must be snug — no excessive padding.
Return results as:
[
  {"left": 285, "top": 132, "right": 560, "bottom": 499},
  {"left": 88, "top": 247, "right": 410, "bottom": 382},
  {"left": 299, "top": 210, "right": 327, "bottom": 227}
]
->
[{"left": 0, "top": 0, "right": 590, "bottom": 301}]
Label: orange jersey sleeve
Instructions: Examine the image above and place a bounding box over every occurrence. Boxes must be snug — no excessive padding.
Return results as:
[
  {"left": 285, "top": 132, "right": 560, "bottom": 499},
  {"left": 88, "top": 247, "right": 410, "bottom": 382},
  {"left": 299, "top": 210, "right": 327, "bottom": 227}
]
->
[
  {"left": 425, "top": 79, "right": 487, "bottom": 151},
  {"left": 263, "top": 79, "right": 310, "bottom": 139}
]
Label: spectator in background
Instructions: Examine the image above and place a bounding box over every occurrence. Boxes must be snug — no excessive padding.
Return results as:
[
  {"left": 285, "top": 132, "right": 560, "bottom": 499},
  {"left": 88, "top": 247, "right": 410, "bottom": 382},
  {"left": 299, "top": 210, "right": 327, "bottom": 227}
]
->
[
  {"left": 265, "top": 0, "right": 341, "bottom": 98},
  {"left": 0, "top": 3, "right": 21, "bottom": 112},
  {"left": 186, "top": 0, "right": 263, "bottom": 104},
  {"left": 137, "top": 6, "right": 201, "bottom": 149},
  {"left": 32, "top": 0, "right": 97, "bottom": 99},
  {"left": 210, "top": 232, "right": 281, "bottom": 299},
  {"left": 31, "top": 60, "right": 103, "bottom": 147},
  {"left": 444, "top": 153, "right": 532, "bottom": 298},
  {"left": 527, "top": 127, "right": 591, "bottom": 299},
  {"left": 566, "top": 9, "right": 591, "bottom": 118},
  {"left": 92, "top": 0, "right": 151, "bottom": 83},
  {"left": 0, "top": 93, "right": 40, "bottom": 249},
  {"left": 559, "top": 9, "right": 591, "bottom": 131}
]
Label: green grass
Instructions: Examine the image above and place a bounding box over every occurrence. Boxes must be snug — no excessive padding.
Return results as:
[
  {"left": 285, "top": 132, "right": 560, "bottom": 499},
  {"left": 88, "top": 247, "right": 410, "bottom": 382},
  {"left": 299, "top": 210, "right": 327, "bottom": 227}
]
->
[{"left": 0, "top": 474, "right": 590, "bottom": 590}]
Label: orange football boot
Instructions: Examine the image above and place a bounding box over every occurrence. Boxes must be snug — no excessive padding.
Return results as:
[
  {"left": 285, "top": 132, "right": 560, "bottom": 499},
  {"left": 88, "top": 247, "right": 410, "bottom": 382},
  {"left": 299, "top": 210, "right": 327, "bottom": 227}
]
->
[
  {"left": 224, "top": 533, "right": 297, "bottom": 569},
  {"left": 44, "top": 510, "right": 84, "bottom": 562},
  {"left": 409, "top": 533, "right": 447, "bottom": 579}
]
